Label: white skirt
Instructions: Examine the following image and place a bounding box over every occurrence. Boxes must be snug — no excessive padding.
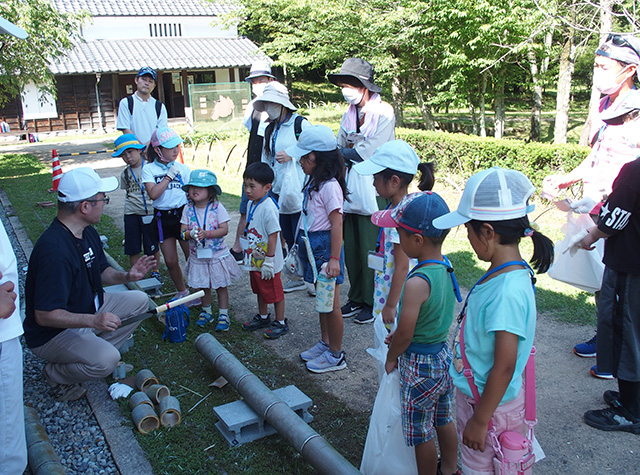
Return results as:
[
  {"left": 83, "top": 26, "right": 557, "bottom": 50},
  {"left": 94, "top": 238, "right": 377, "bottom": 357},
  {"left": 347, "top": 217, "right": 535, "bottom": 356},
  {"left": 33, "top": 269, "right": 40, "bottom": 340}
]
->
[{"left": 186, "top": 251, "right": 242, "bottom": 289}]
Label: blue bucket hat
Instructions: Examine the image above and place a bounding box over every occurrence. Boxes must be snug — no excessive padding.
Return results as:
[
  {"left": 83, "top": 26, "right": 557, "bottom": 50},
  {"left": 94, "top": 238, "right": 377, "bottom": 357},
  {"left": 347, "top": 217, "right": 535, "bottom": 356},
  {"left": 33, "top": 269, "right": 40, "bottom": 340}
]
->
[
  {"left": 112, "top": 134, "right": 145, "bottom": 157},
  {"left": 372, "top": 191, "right": 450, "bottom": 237},
  {"left": 182, "top": 169, "right": 222, "bottom": 196}
]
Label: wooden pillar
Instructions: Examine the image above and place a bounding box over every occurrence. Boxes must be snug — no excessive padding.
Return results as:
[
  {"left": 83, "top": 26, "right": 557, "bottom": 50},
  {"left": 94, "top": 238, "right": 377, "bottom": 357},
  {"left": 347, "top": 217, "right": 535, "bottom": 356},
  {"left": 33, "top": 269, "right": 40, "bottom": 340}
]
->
[
  {"left": 229, "top": 68, "right": 235, "bottom": 82},
  {"left": 181, "top": 70, "right": 189, "bottom": 107},
  {"left": 157, "top": 71, "right": 165, "bottom": 104}
]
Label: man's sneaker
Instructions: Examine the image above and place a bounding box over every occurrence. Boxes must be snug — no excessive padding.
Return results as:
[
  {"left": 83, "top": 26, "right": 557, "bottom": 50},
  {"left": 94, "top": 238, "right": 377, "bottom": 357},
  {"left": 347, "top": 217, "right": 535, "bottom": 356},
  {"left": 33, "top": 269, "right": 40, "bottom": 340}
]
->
[
  {"left": 196, "top": 310, "right": 213, "bottom": 327},
  {"left": 354, "top": 306, "right": 374, "bottom": 324},
  {"left": 300, "top": 340, "right": 330, "bottom": 362},
  {"left": 603, "top": 390, "right": 622, "bottom": 409},
  {"left": 590, "top": 365, "right": 614, "bottom": 380},
  {"left": 263, "top": 319, "right": 289, "bottom": 339},
  {"left": 215, "top": 314, "right": 230, "bottom": 332},
  {"left": 305, "top": 282, "right": 316, "bottom": 297},
  {"left": 230, "top": 248, "right": 244, "bottom": 264},
  {"left": 306, "top": 350, "right": 347, "bottom": 373},
  {"left": 52, "top": 383, "right": 87, "bottom": 402},
  {"left": 583, "top": 406, "right": 640, "bottom": 434},
  {"left": 574, "top": 335, "right": 597, "bottom": 357},
  {"left": 341, "top": 301, "right": 363, "bottom": 318},
  {"left": 283, "top": 279, "right": 306, "bottom": 293},
  {"left": 242, "top": 313, "right": 271, "bottom": 331},
  {"left": 150, "top": 271, "right": 163, "bottom": 284}
]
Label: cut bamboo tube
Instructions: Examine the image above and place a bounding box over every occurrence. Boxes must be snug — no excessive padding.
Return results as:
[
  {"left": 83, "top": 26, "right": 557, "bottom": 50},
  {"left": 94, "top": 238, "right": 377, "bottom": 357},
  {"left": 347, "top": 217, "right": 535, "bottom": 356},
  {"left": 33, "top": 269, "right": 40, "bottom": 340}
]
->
[
  {"left": 159, "top": 396, "right": 182, "bottom": 427},
  {"left": 134, "top": 369, "right": 158, "bottom": 391},
  {"left": 129, "top": 391, "right": 153, "bottom": 410},
  {"left": 144, "top": 384, "right": 170, "bottom": 404},
  {"left": 131, "top": 404, "right": 159, "bottom": 434}
]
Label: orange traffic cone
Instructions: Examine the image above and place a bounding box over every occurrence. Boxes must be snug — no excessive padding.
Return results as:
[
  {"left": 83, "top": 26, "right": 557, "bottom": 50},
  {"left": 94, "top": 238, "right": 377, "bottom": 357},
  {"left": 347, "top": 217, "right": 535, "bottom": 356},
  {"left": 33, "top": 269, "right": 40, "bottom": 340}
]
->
[
  {"left": 50, "top": 149, "right": 63, "bottom": 192},
  {"left": 177, "top": 146, "right": 185, "bottom": 164}
]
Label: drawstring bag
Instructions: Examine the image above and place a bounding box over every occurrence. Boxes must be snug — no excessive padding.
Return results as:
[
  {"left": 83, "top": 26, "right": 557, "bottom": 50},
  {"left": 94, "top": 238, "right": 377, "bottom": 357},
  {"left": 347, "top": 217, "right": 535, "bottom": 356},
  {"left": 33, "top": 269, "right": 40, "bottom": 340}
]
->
[{"left": 162, "top": 298, "right": 190, "bottom": 343}]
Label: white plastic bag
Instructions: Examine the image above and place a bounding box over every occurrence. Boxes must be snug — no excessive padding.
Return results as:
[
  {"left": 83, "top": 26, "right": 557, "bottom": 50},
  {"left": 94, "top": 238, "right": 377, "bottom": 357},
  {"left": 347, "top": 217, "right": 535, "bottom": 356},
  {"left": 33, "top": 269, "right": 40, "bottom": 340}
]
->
[
  {"left": 548, "top": 212, "right": 605, "bottom": 293},
  {"left": 360, "top": 369, "right": 418, "bottom": 475},
  {"left": 344, "top": 167, "right": 378, "bottom": 215},
  {"left": 277, "top": 160, "right": 303, "bottom": 214}
]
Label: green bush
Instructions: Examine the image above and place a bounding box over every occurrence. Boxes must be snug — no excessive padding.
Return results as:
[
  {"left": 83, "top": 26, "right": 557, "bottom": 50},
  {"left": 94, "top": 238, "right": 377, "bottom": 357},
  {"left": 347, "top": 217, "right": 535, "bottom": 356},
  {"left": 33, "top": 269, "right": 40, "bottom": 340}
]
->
[{"left": 396, "top": 128, "right": 590, "bottom": 186}]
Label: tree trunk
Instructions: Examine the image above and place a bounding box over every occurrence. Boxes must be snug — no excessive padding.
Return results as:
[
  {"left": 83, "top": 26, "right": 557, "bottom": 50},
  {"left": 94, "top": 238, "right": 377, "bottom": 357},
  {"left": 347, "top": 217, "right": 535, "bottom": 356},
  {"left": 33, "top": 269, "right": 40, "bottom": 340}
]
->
[
  {"left": 494, "top": 72, "right": 505, "bottom": 139},
  {"left": 579, "top": 0, "right": 613, "bottom": 146},
  {"left": 468, "top": 94, "right": 479, "bottom": 136},
  {"left": 479, "top": 72, "right": 487, "bottom": 138},
  {"left": 411, "top": 70, "right": 435, "bottom": 130},
  {"left": 392, "top": 75, "right": 405, "bottom": 128},
  {"left": 554, "top": 23, "right": 576, "bottom": 144},
  {"left": 528, "top": 46, "right": 542, "bottom": 142},
  {"left": 282, "top": 62, "right": 293, "bottom": 92}
]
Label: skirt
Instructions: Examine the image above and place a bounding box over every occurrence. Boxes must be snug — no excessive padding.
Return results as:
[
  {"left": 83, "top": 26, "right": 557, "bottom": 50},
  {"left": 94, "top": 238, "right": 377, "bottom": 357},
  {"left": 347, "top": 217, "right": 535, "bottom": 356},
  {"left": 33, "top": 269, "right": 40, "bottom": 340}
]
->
[{"left": 185, "top": 251, "right": 242, "bottom": 290}]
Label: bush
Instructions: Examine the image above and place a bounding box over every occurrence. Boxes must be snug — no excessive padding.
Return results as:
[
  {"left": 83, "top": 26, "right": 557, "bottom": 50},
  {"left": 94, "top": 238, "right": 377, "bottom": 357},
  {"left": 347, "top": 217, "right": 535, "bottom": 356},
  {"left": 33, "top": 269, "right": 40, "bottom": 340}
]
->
[{"left": 396, "top": 128, "right": 590, "bottom": 187}]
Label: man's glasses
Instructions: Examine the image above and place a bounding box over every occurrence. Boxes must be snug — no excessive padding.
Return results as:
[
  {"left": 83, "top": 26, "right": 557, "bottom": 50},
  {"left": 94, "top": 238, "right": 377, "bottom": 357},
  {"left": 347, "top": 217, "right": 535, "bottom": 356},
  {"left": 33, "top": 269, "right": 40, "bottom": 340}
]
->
[{"left": 86, "top": 195, "right": 110, "bottom": 204}]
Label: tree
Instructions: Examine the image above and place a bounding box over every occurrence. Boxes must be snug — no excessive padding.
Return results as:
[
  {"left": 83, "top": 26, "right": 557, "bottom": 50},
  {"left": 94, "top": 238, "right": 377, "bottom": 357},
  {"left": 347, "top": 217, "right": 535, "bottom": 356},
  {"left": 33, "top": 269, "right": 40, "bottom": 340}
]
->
[{"left": 0, "top": 0, "right": 85, "bottom": 107}]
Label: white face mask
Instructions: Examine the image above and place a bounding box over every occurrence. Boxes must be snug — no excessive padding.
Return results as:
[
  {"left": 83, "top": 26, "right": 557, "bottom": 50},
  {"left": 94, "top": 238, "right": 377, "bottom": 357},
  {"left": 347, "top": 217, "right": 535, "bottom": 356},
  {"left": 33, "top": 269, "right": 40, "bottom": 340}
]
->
[
  {"left": 342, "top": 87, "right": 364, "bottom": 105},
  {"left": 593, "top": 66, "right": 629, "bottom": 95},
  {"left": 252, "top": 82, "right": 267, "bottom": 97},
  {"left": 264, "top": 103, "right": 282, "bottom": 121}
]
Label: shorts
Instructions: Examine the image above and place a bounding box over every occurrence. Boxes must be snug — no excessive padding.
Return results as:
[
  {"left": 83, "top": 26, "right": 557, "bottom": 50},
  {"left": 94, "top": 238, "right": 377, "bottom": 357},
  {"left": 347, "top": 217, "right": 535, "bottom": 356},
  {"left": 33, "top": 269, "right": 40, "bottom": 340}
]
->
[
  {"left": 250, "top": 271, "right": 284, "bottom": 304},
  {"left": 457, "top": 386, "right": 526, "bottom": 474},
  {"left": 239, "top": 185, "right": 250, "bottom": 214},
  {"left": 399, "top": 344, "right": 454, "bottom": 446},
  {"left": 297, "top": 231, "right": 344, "bottom": 285},
  {"left": 152, "top": 206, "right": 184, "bottom": 243},
  {"left": 124, "top": 214, "right": 159, "bottom": 256}
]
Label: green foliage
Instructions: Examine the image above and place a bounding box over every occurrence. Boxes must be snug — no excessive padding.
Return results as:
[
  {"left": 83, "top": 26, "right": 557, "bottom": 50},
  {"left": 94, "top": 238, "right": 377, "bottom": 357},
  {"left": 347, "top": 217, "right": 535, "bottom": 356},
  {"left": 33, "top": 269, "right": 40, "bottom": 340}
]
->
[
  {"left": 0, "top": 0, "right": 86, "bottom": 107},
  {"left": 396, "top": 128, "right": 590, "bottom": 186}
]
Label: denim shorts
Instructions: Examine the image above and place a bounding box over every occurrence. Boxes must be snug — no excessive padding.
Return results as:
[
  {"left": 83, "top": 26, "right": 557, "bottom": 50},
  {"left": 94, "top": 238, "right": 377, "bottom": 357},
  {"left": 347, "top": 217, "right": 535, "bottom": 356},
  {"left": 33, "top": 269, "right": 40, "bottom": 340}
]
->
[{"left": 297, "top": 230, "right": 344, "bottom": 285}]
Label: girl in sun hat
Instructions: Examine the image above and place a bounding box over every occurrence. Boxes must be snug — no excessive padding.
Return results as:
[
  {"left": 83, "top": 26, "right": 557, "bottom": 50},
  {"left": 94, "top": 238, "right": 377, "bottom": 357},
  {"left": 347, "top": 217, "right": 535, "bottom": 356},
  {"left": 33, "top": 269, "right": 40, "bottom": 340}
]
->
[
  {"left": 285, "top": 125, "right": 349, "bottom": 373},
  {"left": 433, "top": 167, "right": 553, "bottom": 474},
  {"left": 180, "top": 170, "right": 242, "bottom": 331},
  {"left": 142, "top": 127, "right": 193, "bottom": 299}
]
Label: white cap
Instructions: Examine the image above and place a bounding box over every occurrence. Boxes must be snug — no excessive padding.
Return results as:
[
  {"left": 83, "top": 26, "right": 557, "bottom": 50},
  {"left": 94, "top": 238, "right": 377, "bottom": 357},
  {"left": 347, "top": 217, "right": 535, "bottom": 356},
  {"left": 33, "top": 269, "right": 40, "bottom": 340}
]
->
[
  {"left": 285, "top": 125, "right": 337, "bottom": 158},
  {"left": 57, "top": 167, "right": 119, "bottom": 202},
  {"left": 433, "top": 167, "right": 536, "bottom": 229},
  {"left": 353, "top": 140, "right": 419, "bottom": 176}
]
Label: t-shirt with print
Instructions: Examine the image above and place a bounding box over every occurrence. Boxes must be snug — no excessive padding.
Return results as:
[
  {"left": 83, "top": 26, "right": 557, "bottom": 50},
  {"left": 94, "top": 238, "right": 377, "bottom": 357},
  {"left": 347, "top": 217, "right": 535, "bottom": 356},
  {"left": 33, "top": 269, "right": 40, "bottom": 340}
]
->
[
  {"left": 120, "top": 165, "right": 153, "bottom": 216},
  {"left": 245, "top": 197, "right": 284, "bottom": 272},
  {"left": 141, "top": 160, "right": 190, "bottom": 210},
  {"left": 450, "top": 269, "right": 536, "bottom": 405},
  {"left": 299, "top": 179, "right": 343, "bottom": 232},
  {"left": 180, "top": 201, "right": 230, "bottom": 258}
]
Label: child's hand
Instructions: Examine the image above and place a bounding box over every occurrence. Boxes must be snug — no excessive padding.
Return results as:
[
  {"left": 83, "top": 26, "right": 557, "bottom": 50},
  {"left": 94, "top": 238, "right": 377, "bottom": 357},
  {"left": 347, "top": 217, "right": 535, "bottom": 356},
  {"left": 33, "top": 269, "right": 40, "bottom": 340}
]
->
[
  {"left": 384, "top": 329, "right": 395, "bottom": 346},
  {"left": 381, "top": 303, "right": 396, "bottom": 325},
  {"left": 190, "top": 228, "right": 200, "bottom": 240},
  {"left": 166, "top": 163, "right": 180, "bottom": 180},
  {"left": 325, "top": 259, "right": 340, "bottom": 278},
  {"left": 384, "top": 359, "right": 397, "bottom": 374},
  {"left": 261, "top": 255, "right": 275, "bottom": 280},
  {"left": 274, "top": 151, "right": 292, "bottom": 164},
  {"left": 462, "top": 414, "right": 489, "bottom": 452}
]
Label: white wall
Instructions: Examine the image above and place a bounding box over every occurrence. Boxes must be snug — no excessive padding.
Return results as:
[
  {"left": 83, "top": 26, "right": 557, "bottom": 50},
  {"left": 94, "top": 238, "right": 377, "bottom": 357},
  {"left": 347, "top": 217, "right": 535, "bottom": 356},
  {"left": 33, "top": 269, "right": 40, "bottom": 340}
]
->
[
  {"left": 21, "top": 83, "right": 58, "bottom": 120},
  {"left": 82, "top": 16, "right": 237, "bottom": 40}
]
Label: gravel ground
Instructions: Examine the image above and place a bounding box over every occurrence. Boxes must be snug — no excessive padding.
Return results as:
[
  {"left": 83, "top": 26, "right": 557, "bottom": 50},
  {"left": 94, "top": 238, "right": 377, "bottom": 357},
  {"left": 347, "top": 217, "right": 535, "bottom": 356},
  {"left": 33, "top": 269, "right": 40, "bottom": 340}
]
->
[{"left": 1, "top": 202, "right": 119, "bottom": 475}]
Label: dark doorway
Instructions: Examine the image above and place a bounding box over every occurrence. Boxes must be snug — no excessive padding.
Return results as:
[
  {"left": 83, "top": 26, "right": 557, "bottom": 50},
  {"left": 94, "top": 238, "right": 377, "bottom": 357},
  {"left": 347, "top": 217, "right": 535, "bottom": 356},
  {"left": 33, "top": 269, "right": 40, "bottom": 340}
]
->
[{"left": 162, "top": 72, "right": 185, "bottom": 118}]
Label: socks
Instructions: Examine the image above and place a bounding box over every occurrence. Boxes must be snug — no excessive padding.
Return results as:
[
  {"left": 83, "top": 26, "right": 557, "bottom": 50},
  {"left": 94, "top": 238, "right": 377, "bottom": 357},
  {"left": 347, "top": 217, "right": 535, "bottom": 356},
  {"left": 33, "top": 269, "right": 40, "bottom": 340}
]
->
[
  {"left": 202, "top": 305, "right": 212, "bottom": 314},
  {"left": 260, "top": 314, "right": 269, "bottom": 320},
  {"left": 330, "top": 350, "right": 342, "bottom": 358},
  {"left": 219, "top": 308, "right": 228, "bottom": 316}
]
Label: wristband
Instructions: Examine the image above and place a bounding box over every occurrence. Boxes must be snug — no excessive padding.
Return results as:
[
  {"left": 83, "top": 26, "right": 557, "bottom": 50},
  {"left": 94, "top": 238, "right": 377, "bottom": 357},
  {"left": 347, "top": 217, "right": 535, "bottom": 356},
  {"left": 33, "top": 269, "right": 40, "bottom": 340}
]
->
[
  {"left": 180, "top": 230, "right": 189, "bottom": 241},
  {"left": 330, "top": 256, "right": 340, "bottom": 261}
]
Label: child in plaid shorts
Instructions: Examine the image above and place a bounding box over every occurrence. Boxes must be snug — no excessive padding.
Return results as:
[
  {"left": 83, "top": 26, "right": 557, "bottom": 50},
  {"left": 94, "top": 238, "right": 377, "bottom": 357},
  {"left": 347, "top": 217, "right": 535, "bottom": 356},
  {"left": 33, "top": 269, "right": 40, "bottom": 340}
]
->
[{"left": 376, "top": 191, "right": 459, "bottom": 475}]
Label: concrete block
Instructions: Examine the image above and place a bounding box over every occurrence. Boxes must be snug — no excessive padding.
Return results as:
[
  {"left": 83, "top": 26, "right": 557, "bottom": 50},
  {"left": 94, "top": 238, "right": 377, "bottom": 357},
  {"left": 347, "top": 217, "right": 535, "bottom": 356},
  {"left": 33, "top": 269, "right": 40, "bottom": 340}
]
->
[
  {"left": 213, "top": 385, "right": 313, "bottom": 447},
  {"left": 136, "top": 277, "right": 162, "bottom": 295}
]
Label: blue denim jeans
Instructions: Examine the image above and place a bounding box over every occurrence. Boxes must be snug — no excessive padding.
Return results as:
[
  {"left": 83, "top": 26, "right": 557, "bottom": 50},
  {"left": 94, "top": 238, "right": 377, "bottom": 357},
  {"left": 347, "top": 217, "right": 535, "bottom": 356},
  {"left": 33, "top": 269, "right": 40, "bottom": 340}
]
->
[{"left": 297, "top": 230, "right": 344, "bottom": 285}]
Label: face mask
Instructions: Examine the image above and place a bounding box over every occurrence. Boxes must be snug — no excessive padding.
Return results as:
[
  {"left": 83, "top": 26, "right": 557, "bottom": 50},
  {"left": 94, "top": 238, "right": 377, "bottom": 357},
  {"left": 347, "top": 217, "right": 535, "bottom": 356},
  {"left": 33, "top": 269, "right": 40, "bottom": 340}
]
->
[
  {"left": 593, "top": 66, "right": 629, "bottom": 95},
  {"left": 342, "top": 87, "right": 364, "bottom": 105},
  {"left": 264, "top": 103, "right": 282, "bottom": 121},
  {"left": 252, "top": 82, "right": 267, "bottom": 97}
]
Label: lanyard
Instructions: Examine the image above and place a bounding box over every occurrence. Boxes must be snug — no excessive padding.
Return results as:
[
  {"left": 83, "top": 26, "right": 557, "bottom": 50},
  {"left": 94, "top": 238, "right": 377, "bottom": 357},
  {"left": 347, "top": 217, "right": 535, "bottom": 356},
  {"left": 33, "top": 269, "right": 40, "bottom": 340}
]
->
[
  {"left": 245, "top": 194, "right": 269, "bottom": 234},
  {"left": 129, "top": 161, "right": 148, "bottom": 213},
  {"left": 407, "top": 256, "right": 463, "bottom": 303},
  {"left": 269, "top": 112, "right": 293, "bottom": 165},
  {"left": 192, "top": 202, "right": 210, "bottom": 231},
  {"left": 375, "top": 202, "right": 393, "bottom": 253}
]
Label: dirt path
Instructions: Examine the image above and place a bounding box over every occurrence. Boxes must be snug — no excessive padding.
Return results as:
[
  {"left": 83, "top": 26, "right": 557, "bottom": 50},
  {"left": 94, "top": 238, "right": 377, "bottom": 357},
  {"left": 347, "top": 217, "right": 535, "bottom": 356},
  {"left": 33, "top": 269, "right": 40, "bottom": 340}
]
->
[{"left": 5, "top": 138, "right": 636, "bottom": 474}]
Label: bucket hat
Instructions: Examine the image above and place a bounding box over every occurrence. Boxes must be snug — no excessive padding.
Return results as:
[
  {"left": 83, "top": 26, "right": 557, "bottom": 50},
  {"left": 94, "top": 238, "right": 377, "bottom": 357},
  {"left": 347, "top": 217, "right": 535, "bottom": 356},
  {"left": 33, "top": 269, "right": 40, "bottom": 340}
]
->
[
  {"left": 112, "top": 134, "right": 145, "bottom": 157},
  {"left": 151, "top": 127, "right": 183, "bottom": 149},
  {"left": 354, "top": 140, "right": 419, "bottom": 176},
  {"left": 372, "top": 191, "right": 450, "bottom": 237},
  {"left": 58, "top": 167, "right": 119, "bottom": 203},
  {"left": 136, "top": 66, "right": 157, "bottom": 81},
  {"left": 245, "top": 60, "right": 276, "bottom": 82},
  {"left": 285, "top": 125, "right": 337, "bottom": 158},
  {"left": 433, "top": 167, "right": 536, "bottom": 229},
  {"left": 0, "top": 17, "right": 28, "bottom": 39},
  {"left": 182, "top": 169, "right": 222, "bottom": 195},
  {"left": 253, "top": 82, "right": 297, "bottom": 112},
  {"left": 327, "top": 58, "right": 382, "bottom": 93}
]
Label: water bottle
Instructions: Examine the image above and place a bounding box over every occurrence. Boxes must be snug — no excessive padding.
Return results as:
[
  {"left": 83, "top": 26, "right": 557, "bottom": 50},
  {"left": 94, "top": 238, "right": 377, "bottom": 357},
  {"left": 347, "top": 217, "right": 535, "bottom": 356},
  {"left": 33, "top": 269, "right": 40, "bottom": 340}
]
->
[
  {"left": 315, "top": 263, "right": 336, "bottom": 313},
  {"left": 496, "top": 431, "right": 534, "bottom": 475}
]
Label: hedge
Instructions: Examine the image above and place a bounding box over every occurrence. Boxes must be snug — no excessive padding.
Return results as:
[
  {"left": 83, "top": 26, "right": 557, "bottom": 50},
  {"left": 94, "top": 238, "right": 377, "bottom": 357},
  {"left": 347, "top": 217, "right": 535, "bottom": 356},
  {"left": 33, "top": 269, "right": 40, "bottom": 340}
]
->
[{"left": 396, "top": 128, "right": 590, "bottom": 187}]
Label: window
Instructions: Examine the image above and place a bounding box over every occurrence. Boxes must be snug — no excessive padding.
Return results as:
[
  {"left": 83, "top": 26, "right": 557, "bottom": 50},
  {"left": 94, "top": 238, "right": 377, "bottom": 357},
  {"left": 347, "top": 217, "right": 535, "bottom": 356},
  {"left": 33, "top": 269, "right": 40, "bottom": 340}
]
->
[{"left": 149, "top": 23, "right": 182, "bottom": 37}]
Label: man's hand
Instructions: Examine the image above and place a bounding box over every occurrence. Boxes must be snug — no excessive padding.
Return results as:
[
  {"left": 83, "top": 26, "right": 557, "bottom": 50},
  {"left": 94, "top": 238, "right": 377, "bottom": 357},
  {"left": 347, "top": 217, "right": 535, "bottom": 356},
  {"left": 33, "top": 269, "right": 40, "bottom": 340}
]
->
[
  {"left": 127, "top": 255, "right": 156, "bottom": 281},
  {"left": 93, "top": 312, "right": 121, "bottom": 332},
  {"left": 166, "top": 163, "right": 179, "bottom": 180},
  {"left": 0, "top": 272, "right": 17, "bottom": 319},
  {"left": 261, "top": 255, "right": 275, "bottom": 280},
  {"left": 570, "top": 197, "right": 598, "bottom": 214}
]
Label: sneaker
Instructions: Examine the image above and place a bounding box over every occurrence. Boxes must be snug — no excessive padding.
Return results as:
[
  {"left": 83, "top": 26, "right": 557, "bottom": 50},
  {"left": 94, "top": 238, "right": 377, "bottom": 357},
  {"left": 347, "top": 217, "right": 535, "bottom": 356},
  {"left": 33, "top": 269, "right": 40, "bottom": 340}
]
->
[
  {"left": 52, "top": 383, "right": 87, "bottom": 402},
  {"left": 300, "top": 340, "right": 330, "bottom": 362},
  {"left": 150, "top": 271, "right": 162, "bottom": 284},
  {"left": 590, "top": 365, "right": 614, "bottom": 380},
  {"left": 175, "top": 290, "right": 202, "bottom": 307},
  {"left": 283, "top": 279, "right": 306, "bottom": 293},
  {"left": 196, "top": 310, "right": 213, "bottom": 327},
  {"left": 230, "top": 248, "right": 244, "bottom": 264},
  {"left": 583, "top": 406, "right": 640, "bottom": 434},
  {"left": 215, "top": 314, "right": 230, "bottom": 332},
  {"left": 263, "top": 319, "right": 289, "bottom": 339},
  {"left": 603, "top": 390, "right": 622, "bottom": 409},
  {"left": 354, "top": 306, "right": 374, "bottom": 324},
  {"left": 305, "top": 282, "right": 316, "bottom": 297},
  {"left": 242, "top": 313, "right": 271, "bottom": 331},
  {"left": 574, "top": 335, "right": 597, "bottom": 358},
  {"left": 306, "top": 350, "right": 347, "bottom": 373},
  {"left": 341, "top": 301, "right": 363, "bottom": 318}
]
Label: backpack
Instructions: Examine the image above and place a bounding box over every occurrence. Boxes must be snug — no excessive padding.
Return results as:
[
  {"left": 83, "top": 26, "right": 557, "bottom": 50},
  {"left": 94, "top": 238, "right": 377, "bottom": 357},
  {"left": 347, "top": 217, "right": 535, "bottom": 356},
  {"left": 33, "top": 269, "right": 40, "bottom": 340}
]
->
[
  {"left": 127, "top": 95, "right": 163, "bottom": 118},
  {"left": 162, "top": 299, "right": 190, "bottom": 343}
]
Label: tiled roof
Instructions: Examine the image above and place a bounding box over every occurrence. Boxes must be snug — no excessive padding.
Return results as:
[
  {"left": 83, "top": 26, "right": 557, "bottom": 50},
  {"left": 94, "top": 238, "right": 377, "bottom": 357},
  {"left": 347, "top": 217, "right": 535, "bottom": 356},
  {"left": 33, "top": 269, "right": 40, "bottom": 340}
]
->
[
  {"left": 49, "top": 37, "right": 268, "bottom": 74},
  {"left": 51, "top": 0, "right": 233, "bottom": 17}
]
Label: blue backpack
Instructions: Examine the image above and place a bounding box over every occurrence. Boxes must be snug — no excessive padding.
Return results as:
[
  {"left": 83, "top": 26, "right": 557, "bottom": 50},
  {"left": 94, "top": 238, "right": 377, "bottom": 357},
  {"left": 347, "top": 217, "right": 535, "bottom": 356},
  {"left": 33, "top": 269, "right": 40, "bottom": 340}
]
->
[{"left": 162, "top": 299, "right": 190, "bottom": 343}]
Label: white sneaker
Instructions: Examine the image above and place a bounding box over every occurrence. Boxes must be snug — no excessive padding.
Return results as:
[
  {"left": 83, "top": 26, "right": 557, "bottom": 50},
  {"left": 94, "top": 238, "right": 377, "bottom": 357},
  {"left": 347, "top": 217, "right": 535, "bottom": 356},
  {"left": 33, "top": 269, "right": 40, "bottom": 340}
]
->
[
  {"left": 300, "top": 340, "right": 329, "bottom": 361},
  {"left": 283, "top": 279, "right": 306, "bottom": 293},
  {"left": 305, "top": 282, "right": 316, "bottom": 296},
  {"left": 306, "top": 350, "right": 347, "bottom": 373}
]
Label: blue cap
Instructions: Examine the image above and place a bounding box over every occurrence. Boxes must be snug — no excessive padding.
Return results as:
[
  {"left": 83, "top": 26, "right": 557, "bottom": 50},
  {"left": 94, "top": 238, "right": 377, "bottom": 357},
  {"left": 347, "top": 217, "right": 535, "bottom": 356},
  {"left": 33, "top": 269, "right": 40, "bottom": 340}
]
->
[
  {"left": 112, "top": 134, "right": 145, "bottom": 157},
  {"left": 353, "top": 140, "right": 419, "bottom": 176},
  {"left": 137, "top": 66, "right": 157, "bottom": 81},
  {"left": 182, "top": 169, "right": 222, "bottom": 195},
  {"left": 372, "top": 191, "right": 450, "bottom": 237}
]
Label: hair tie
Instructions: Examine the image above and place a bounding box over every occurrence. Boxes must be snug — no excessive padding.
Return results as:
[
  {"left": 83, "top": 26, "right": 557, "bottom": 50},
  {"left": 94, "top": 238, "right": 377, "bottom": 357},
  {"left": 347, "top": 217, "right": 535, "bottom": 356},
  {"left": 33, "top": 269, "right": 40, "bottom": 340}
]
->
[{"left": 524, "top": 228, "right": 534, "bottom": 237}]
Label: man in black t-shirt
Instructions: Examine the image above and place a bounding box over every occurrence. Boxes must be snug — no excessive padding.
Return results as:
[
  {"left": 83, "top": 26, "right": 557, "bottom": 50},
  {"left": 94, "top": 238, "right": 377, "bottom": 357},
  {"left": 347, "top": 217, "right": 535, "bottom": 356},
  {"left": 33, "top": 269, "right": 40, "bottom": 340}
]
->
[{"left": 24, "top": 168, "right": 156, "bottom": 401}]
